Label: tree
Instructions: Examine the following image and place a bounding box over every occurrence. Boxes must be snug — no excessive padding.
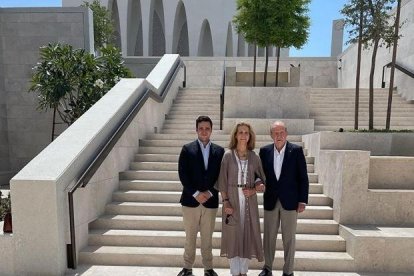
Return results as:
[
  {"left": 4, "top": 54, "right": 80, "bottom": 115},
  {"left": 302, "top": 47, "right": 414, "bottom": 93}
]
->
[
  {"left": 29, "top": 43, "right": 132, "bottom": 140},
  {"left": 233, "top": 0, "right": 261, "bottom": 87},
  {"left": 82, "top": 0, "right": 115, "bottom": 50},
  {"left": 267, "top": 0, "right": 310, "bottom": 87},
  {"left": 342, "top": 0, "right": 366, "bottom": 130},
  {"left": 342, "top": 0, "right": 396, "bottom": 130},
  {"left": 386, "top": 0, "right": 402, "bottom": 130}
]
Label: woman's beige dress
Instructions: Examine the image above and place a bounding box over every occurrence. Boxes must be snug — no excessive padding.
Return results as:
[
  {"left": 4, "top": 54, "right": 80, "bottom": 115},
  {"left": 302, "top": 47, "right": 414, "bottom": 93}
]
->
[{"left": 218, "top": 149, "right": 266, "bottom": 261}]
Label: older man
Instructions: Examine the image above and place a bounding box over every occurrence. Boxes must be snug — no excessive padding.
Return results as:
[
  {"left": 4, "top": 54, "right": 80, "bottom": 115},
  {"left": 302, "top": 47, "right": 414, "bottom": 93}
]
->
[{"left": 258, "top": 121, "right": 309, "bottom": 276}]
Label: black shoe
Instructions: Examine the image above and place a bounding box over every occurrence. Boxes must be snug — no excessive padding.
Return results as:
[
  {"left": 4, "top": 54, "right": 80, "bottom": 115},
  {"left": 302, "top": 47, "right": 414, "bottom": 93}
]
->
[
  {"left": 177, "top": 268, "right": 193, "bottom": 276},
  {"left": 204, "top": 269, "right": 218, "bottom": 276},
  {"left": 259, "top": 267, "right": 273, "bottom": 276},
  {"left": 282, "top": 273, "right": 294, "bottom": 276}
]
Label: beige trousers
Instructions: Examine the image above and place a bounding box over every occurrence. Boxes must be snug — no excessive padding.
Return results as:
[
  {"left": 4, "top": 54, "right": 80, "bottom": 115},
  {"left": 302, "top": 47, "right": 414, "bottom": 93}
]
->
[
  {"left": 263, "top": 200, "right": 298, "bottom": 274},
  {"left": 182, "top": 205, "right": 217, "bottom": 270}
]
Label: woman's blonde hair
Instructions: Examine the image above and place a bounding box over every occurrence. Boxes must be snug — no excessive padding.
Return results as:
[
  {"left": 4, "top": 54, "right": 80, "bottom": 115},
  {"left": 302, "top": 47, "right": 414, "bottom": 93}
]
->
[{"left": 228, "top": 121, "right": 256, "bottom": 150}]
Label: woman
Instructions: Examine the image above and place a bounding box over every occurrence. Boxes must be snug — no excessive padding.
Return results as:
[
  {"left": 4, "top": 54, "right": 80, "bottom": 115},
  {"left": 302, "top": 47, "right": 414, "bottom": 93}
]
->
[{"left": 218, "top": 122, "right": 266, "bottom": 276}]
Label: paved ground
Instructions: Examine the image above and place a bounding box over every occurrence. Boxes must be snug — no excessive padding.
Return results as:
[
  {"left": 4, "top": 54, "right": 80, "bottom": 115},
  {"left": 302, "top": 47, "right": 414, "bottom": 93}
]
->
[{"left": 66, "top": 266, "right": 413, "bottom": 276}]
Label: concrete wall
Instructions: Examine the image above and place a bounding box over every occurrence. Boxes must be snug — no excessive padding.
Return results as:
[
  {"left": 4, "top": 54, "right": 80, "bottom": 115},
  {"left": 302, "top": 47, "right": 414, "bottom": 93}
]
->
[
  {"left": 338, "top": 0, "right": 414, "bottom": 100},
  {"left": 124, "top": 56, "right": 160, "bottom": 78},
  {"left": 318, "top": 150, "right": 414, "bottom": 225},
  {"left": 369, "top": 156, "right": 414, "bottom": 189},
  {"left": 224, "top": 87, "right": 310, "bottom": 119},
  {"left": 0, "top": 7, "right": 93, "bottom": 185}
]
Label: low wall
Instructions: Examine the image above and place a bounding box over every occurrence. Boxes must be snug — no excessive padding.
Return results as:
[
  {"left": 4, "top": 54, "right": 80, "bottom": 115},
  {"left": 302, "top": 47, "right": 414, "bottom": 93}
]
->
[
  {"left": 224, "top": 87, "right": 310, "bottom": 119},
  {"left": 369, "top": 156, "right": 414, "bottom": 189},
  {"left": 340, "top": 225, "right": 414, "bottom": 273},
  {"left": 303, "top": 132, "right": 414, "bottom": 172},
  {"left": 124, "top": 57, "right": 160, "bottom": 78},
  {"left": 318, "top": 150, "right": 414, "bottom": 225},
  {"left": 223, "top": 118, "right": 314, "bottom": 135}
]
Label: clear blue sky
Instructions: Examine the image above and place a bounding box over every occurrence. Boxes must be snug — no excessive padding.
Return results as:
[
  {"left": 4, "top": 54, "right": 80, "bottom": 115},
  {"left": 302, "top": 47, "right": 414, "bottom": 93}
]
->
[{"left": 0, "top": 0, "right": 351, "bottom": 57}]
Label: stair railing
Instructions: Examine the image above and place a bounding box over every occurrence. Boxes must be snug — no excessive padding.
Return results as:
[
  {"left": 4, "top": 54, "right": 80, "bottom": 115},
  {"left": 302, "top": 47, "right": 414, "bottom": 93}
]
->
[
  {"left": 220, "top": 60, "right": 226, "bottom": 130},
  {"left": 381, "top": 62, "right": 414, "bottom": 88},
  {"left": 67, "top": 57, "right": 186, "bottom": 269}
]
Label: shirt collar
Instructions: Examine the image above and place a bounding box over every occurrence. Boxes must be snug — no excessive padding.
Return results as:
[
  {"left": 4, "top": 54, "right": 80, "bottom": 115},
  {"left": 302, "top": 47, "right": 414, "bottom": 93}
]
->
[
  {"left": 198, "top": 139, "right": 211, "bottom": 149},
  {"left": 274, "top": 142, "right": 286, "bottom": 155}
]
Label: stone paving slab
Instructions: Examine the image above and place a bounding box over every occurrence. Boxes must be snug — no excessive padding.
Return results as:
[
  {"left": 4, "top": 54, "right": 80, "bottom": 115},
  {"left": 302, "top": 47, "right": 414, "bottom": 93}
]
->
[{"left": 66, "top": 266, "right": 413, "bottom": 276}]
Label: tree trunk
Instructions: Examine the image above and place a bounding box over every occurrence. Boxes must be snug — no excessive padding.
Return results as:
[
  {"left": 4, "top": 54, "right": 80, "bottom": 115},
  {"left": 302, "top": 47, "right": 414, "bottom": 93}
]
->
[
  {"left": 275, "top": 47, "right": 280, "bottom": 87},
  {"left": 253, "top": 44, "right": 257, "bottom": 87},
  {"left": 369, "top": 39, "right": 379, "bottom": 130},
  {"left": 51, "top": 105, "right": 57, "bottom": 142},
  {"left": 264, "top": 46, "right": 269, "bottom": 87},
  {"left": 354, "top": 6, "right": 364, "bottom": 130},
  {"left": 386, "top": 0, "right": 401, "bottom": 130}
]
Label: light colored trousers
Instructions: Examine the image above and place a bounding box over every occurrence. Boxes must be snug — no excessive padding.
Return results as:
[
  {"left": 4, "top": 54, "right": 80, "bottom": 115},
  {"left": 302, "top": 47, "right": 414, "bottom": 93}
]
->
[
  {"left": 182, "top": 205, "right": 217, "bottom": 270},
  {"left": 263, "top": 200, "right": 298, "bottom": 274}
]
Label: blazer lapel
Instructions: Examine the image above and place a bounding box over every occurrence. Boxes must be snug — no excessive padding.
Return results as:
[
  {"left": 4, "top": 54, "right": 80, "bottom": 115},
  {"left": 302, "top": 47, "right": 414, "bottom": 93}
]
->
[
  {"left": 279, "top": 141, "right": 292, "bottom": 179},
  {"left": 267, "top": 145, "right": 277, "bottom": 181}
]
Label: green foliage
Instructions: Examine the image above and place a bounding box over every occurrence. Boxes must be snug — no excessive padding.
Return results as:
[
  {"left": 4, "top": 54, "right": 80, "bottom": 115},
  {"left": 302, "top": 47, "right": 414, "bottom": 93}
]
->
[
  {"left": 233, "top": 0, "right": 310, "bottom": 49},
  {"left": 341, "top": 0, "right": 397, "bottom": 49},
  {"left": 29, "top": 43, "right": 133, "bottom": 125},
  {"left": 0, "top": 192, "right": 11, "bottom": 221},
  {"left": 82, "top": 0, "right": 115, "bottom": 49}
]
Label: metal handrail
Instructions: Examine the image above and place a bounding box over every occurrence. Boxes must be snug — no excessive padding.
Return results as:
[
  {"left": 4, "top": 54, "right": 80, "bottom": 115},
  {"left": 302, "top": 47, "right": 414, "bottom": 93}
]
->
[
  {"left": 220, "top": 60, "right": 226, "bottom": 130},
  {"left": 381, "top": 61, "right": 414, "bottom": 88},
  {"left": 67, "top": 60, "right": 186, "bottom": 269}
]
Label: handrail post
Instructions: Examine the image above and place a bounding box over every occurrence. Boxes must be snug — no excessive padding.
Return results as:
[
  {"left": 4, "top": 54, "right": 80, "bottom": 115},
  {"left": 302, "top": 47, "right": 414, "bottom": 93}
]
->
[
  {"left": 220, "top": 60, "right": 226, "bottom": 130},
  {"left": 183, "top": 65, "right": 186, "bottom": 88},
  {"left": 381, "top": 64, "right": 387, "bottom": 88}
]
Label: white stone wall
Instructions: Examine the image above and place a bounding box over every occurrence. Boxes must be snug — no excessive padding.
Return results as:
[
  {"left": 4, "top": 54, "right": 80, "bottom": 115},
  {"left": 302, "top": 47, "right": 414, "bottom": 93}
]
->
[
  {"left": 0, "top": 7, "right": 93, "bottom": 185},
  {"left": 338, "top": 0, "right": 414, "bottom": 100},
  {"left": 62, "top": 0, "right": 288, "bottom": 58}
]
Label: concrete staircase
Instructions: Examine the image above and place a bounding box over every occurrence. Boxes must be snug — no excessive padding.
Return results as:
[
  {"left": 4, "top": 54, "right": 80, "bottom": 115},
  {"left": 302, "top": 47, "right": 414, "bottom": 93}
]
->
[
  {"left": 310, "top": 88, "right": 414, "bottom": 131},
  {"left": 78, "top": 87, "right": 355, "bottom": 272}
]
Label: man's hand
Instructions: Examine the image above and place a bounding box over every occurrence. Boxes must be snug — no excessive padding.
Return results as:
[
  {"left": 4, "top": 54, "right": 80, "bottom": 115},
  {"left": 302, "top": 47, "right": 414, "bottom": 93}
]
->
[
  {"left": 297, "top": 202, "right": 306, "bottom": 213},
  {"left": 195, "top": 193, "right": 208, "bottom": 204},
  {"left": 255, "top": 182, "right": 265, "bottom": 192}
]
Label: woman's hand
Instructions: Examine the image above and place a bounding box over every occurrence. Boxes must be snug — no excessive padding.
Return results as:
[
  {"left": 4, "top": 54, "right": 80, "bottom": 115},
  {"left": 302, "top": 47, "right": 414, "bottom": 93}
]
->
[
  {"left": 242, "top": 187, "right": 256, "bottom": 197},
  {"left": 223, "top": 201, "right": 233, "bottom": 215}
]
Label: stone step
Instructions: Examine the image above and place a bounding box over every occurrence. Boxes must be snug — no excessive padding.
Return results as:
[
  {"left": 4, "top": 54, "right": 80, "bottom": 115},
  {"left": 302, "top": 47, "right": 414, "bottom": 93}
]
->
[
  {"left": 104, "top": 203, "right": 331, "bottom": 219},
  {"left": 165, "top": 114, "right": 221, "bottom": 120},
  {"left": 171, "top": 103, "right": 220, "bottom": 108},
  {"left": 88, "top": 230, "right": 345, "bottom": 252},
  {"left": 169, "top": 106, "right": 220, "bottom": 111},
  {"left": 90, "top": 215, "right": 339, "bottom": 234},
  {"left": 69, "top": 266, "right": 387, "bottom": 276},
  {"left": 310, "top": 104, "right": 413, "bottom": 109},
  {"left": 78, "top": 247, "right": 354, "bottom": 271},
  {"left": 173, "top": 99, "right": 220, "bottom": 104},
  {"left": 136, "top": 146, "right": 308, "bottom": 156},
  {"left": 168, "top": 108, "right": 220, "bottom": 115},
  {"left": 144, "top": 133, "right": 303, "bottom": 142},
  {"left": 119, "top": 180, "right": 323, "bottom": 194},
  {"left": 164, "top": 119, "right": 220, "bottom": 124},
  {"left": 310, "top": 112, "right": 414, "bottom": 117},
  {"left": 119, "top": 170, "right": 317, "bottom": 182},
  {"left": 138, "top": 139, "right": 304, "bottom": 149},
  {"left": 112, "top": 191, "right": 329, "bottom": 205},
  {"left": 129, "top": 161, "right": 314, "bottom": 173}
]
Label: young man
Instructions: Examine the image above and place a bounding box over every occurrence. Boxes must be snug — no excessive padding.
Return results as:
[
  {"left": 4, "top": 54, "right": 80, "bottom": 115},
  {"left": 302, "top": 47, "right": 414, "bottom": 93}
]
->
[
  {"left": 258, "top": 121, "right": 309, "bottom": 276},
  {"left": 177, "top": 116, "right": 225, "bottom": 276}
]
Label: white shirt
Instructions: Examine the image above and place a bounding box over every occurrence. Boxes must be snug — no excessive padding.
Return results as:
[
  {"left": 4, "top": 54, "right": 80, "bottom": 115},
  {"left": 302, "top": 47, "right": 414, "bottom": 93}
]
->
[
  {"left": 274, "top": 143, "right": 286, "bottom": 180},
  {"left": 193, "top": 139, "right": 213, "bottom": 198}
]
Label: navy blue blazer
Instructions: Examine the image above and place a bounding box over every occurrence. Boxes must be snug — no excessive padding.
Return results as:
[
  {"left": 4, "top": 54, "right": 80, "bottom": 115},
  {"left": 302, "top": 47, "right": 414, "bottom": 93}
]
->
[
  {"left": 259, "top": 141, "right": 309, "bottom": 211},
  {"left": 178, "top": 140, "right": 225, "bottom": 208}
]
